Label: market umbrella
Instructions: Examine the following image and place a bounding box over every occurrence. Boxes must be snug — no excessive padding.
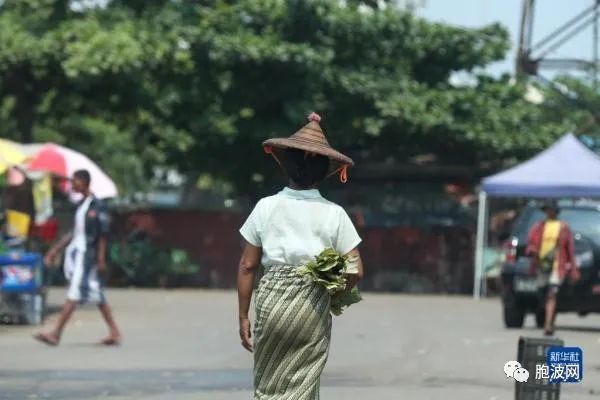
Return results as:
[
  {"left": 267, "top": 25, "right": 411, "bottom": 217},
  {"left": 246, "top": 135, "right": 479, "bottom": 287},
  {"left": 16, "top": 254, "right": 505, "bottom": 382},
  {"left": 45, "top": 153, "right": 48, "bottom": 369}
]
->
[
  {"left": 27, "top": 143, "right": 118, "bottom": 199},
  {"left": 0, "top": 139, "right": 27, "bottom": 174}
]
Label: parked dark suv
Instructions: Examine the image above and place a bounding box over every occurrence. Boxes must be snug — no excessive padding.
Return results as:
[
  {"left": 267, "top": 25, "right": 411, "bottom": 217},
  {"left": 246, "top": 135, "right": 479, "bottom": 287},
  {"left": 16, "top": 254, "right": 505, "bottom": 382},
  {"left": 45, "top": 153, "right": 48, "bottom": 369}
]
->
[{"left": 501, "top": 202, "right": 600, "bottom": 328}]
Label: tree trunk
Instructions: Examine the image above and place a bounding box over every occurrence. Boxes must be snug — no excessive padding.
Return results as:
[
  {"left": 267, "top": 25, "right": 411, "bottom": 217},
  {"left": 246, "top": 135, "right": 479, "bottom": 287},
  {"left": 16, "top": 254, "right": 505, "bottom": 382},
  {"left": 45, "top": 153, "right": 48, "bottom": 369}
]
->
[
  {"left": 8, "top": 66, "right": 38, "bottom": 143},
  {"left": 16, "top": 101, "right": 35, "bottom": 144},
  {"left": 15, "top": 80, "right": 36, "bottom": 143}
]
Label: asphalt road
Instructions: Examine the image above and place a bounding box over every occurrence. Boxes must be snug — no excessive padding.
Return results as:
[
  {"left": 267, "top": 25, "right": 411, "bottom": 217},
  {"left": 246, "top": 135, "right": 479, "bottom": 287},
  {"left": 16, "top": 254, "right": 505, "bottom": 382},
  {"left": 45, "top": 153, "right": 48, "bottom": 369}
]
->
[{"left": 1, "top": 288, "right": 599, "bottom": 399}]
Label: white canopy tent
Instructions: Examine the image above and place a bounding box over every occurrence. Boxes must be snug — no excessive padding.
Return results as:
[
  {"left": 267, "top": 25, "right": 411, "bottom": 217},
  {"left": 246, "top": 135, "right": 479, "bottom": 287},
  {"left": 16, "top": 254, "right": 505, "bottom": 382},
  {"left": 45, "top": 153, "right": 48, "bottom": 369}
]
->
[{"left": 474, "top": 133, "right": 600, "bottom": 299}]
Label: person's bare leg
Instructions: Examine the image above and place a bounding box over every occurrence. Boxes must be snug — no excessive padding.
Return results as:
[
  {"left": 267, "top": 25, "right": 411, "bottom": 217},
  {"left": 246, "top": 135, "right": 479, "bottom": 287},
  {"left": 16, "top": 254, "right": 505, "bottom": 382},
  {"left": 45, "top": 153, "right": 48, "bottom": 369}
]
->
[
  {"left": 34, "top": 300, "right": 77, "bottom": 345},
  {"left": 544, "top": 293, "right": 557, "bottom": 335},
  {"left": 98, "top": 303, "right": 121, "bottom": 345}
]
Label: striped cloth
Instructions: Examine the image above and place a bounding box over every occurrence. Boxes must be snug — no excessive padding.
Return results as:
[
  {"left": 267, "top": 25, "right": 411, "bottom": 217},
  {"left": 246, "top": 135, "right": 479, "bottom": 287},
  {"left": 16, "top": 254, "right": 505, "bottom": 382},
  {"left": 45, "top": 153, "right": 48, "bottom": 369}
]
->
[{"left": 253, "top": 265, "right": 332, "bottom": 399}]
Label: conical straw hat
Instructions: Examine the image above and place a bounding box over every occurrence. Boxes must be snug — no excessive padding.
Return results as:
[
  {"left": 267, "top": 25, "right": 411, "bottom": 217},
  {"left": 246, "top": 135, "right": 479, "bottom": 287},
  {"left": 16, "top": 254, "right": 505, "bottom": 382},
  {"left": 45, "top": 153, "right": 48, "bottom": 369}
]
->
[{"left": 262, "top": 113, "right": 354, "bottom": 167}]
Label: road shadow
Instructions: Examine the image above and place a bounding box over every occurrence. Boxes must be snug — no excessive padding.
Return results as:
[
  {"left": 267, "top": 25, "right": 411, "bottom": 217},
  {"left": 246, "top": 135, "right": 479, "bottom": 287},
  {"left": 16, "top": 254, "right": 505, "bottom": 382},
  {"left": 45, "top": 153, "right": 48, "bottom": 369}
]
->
[
  {"left": 0, "top": 368, "right": 254, "bottom": 400},
  {"left": 556, "top": 325, "right": 600, "bottom": 333},
  {"left": 518, "top": 324, "right": 600, "bottom": 334}
]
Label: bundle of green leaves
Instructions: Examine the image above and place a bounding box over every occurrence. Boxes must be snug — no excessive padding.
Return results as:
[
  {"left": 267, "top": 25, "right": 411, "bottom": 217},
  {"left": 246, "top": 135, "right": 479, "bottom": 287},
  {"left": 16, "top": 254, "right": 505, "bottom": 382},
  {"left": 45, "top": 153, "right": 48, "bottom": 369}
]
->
[
  {"left": 330, "top": 287, "right": 362, "bottom": 316},
  {"left": 297, "top": 247, "right": 362, "bottom": 316}
]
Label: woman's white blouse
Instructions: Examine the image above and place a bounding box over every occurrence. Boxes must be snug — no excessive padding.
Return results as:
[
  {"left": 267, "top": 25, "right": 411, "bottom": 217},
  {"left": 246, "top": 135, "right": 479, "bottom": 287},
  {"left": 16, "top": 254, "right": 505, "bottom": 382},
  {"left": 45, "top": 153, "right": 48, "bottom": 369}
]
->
[{"left": 240, "top": 187, "right": 362, "bottom": 267}]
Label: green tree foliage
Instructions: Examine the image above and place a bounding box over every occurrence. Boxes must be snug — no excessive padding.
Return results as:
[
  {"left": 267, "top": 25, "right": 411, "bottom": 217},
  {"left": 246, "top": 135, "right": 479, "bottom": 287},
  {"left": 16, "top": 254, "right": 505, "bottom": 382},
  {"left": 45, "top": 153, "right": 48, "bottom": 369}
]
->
[
  {"left": 0, "top": 0, "right": 573, "bottom": 194},
  {"left": 537, "top": 76, "right": 600, "bottom": 135}
]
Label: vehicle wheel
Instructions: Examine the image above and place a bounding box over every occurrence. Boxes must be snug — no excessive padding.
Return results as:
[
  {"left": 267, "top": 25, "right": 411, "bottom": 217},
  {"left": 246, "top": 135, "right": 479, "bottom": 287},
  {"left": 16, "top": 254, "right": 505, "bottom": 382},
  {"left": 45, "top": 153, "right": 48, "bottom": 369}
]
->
[
  {"left": 0, "top": 313, "right": 11, "bottom": 324},
  {"left": 577, "top": 311, "right": 589, "bottom": 317},
  {"left": 503, "top": 293, "right": 525, "bottom": 328},
  {"left": 535, "top": 309, "right": 546, "bottom": 328}
]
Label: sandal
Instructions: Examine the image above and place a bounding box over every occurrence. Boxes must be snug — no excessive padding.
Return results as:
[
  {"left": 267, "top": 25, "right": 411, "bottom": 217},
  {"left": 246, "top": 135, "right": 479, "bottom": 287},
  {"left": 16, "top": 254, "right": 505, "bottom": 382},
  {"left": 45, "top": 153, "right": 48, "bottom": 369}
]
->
[
  {"left": 544, "top": 327, "right": 555, "bottom": 336},
  {"left": 98, "top": 336, "right": 121, "bottom": 346},
  {"left": 33, "top": 332, "right": 59, "bottom": 346}
]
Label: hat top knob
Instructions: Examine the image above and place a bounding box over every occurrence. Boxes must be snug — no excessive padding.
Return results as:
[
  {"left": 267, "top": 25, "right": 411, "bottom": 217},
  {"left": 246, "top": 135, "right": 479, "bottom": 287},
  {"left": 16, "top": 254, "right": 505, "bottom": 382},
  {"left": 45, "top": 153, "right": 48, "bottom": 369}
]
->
[{"left": 307, "top": 112, "right": 321, "bottom": 123}]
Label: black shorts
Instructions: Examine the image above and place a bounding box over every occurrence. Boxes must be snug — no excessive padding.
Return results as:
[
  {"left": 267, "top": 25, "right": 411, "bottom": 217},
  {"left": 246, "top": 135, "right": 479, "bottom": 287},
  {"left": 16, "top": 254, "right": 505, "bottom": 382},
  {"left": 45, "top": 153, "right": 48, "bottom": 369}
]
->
[{"left": 538, "top": 271, "right": 561, "bottom": 297}]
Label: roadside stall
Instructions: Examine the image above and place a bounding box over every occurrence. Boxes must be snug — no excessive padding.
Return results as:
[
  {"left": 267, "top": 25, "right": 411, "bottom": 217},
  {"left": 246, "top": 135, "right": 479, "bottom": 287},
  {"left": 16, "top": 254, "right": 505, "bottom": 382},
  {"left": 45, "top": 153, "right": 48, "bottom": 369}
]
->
[
  {"left": 0, "top": 140, "right": 44, "bottom": 323},
  {"left": 0, "top": 142, "right": 57, "bottom": 324},
  {"left": 1, "top": 141, "right": 118, "bottom": 325}
]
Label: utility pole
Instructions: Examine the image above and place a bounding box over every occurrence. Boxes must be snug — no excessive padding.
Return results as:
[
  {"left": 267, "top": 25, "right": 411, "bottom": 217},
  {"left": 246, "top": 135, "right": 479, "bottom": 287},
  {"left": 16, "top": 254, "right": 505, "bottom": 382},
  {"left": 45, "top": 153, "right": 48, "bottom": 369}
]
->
[{"left": 594, "top": 1, "right": 599, "bottom": 89}]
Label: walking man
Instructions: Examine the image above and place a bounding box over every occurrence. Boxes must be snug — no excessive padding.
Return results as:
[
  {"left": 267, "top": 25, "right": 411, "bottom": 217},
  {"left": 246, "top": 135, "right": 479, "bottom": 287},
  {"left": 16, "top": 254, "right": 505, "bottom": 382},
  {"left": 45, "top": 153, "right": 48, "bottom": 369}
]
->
[
  {"left": 34, "top": 169, "right": 121, "bottom": 346},
  {"left": 527, "top": 200, "right": 580, "bottom": 336}
]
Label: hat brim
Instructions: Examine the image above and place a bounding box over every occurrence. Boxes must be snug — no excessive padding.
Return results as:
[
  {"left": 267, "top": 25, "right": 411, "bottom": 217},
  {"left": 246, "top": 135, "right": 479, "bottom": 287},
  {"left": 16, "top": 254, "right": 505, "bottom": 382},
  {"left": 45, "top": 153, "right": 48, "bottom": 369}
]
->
[{"left": 263, "top": 137, "right": 354, "bottom": 167}]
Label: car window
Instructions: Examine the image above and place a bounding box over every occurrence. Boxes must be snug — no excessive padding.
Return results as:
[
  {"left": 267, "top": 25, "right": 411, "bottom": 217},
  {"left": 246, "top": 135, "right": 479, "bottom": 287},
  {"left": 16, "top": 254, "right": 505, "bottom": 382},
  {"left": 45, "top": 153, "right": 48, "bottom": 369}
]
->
[{"left": 516, "top": 208, "right": 600, "bottom": 242}]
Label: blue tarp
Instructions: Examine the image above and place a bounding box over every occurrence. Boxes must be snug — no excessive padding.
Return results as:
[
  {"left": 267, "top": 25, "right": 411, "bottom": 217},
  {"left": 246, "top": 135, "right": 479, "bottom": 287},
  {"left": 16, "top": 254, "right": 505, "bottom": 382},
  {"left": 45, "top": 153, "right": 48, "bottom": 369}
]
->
[{"left": 482, "top": 133, "right": 600, "bottom": 198}]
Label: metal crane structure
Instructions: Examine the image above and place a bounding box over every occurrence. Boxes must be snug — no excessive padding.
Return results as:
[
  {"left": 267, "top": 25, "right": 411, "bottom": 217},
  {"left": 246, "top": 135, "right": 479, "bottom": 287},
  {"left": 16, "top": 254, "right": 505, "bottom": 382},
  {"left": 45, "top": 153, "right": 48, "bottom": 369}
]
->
[{"left": 516, "top": 0, "right": 600, "bottom": 88}]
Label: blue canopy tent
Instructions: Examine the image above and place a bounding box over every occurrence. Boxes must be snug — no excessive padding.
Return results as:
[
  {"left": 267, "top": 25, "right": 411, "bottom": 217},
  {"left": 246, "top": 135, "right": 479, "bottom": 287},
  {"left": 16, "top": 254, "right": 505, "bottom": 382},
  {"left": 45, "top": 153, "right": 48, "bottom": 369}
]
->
[{"left": 473, "top": 133, "right": 600, "bottom": 298}]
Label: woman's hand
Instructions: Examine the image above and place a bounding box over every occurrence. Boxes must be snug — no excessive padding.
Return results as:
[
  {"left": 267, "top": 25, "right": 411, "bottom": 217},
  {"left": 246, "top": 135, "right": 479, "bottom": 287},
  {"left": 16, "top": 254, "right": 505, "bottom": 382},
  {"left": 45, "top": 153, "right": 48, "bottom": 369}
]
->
[
  {"left": 237, "top": 241, "right": 261, "bottom": 353},
  {"left": 239, "top": 317, "right": 253, "bottom": 352},
  {"left": 344, "top": 249, "right": 364, "bottom": 289}
]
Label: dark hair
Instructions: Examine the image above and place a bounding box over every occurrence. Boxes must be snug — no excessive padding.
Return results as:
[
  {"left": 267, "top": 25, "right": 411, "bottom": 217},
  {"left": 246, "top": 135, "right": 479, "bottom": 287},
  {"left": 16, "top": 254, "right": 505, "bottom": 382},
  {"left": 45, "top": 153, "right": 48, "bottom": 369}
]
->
[
  {"left": 541, "top": 200, "right": 560, "bottom": 214},
  {"left": 282, "top": 148, "right": 330, "bottom": 188},
  {"left": 73, "top": 169, "right": 91, "bottom": 186}
]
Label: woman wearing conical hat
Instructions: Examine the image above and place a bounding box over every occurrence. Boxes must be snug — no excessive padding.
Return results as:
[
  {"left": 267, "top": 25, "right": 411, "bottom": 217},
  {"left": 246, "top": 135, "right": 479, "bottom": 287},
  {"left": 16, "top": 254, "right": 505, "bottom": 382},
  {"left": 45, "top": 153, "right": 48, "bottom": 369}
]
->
[{"left": 237, "top": 112, "right": 364, "bottom": 399}]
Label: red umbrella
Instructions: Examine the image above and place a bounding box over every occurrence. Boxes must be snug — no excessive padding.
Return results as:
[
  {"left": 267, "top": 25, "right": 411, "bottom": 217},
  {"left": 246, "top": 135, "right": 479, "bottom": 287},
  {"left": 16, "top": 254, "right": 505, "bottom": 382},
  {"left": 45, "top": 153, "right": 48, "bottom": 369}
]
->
[{"left": 27, "top": 143, "right": 118, "bottom": 199}]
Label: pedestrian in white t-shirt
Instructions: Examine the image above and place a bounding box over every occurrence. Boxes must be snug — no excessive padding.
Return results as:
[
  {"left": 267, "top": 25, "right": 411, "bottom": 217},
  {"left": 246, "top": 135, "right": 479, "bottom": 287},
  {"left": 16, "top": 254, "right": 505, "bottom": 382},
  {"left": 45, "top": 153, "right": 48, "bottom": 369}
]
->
[{"left": 34, "top": 169, "right": 121, "bottom": 346}]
